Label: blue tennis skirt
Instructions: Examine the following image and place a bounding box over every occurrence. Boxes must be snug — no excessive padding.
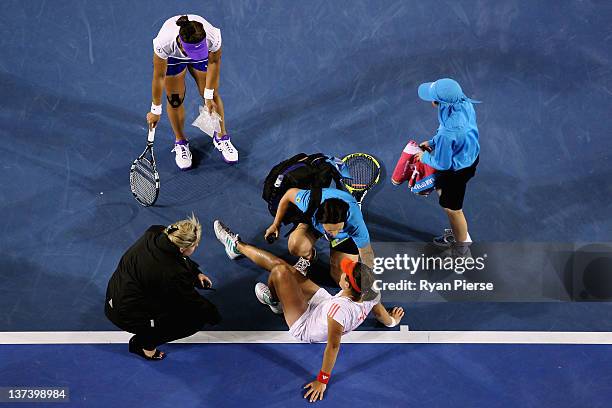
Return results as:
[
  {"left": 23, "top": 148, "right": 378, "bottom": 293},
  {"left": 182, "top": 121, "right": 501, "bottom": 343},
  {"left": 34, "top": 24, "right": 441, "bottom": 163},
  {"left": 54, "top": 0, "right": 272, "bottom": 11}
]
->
[{"left": 166, "top": 56, "right": 208, "bottom": 76}]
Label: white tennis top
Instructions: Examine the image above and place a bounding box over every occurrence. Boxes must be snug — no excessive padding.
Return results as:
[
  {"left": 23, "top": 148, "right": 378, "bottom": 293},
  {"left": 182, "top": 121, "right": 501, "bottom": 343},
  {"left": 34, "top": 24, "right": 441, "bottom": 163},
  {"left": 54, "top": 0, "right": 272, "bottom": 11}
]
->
[
  {"left": 302, "top": 292, "right": 379, "bottom": 343},
  {"left": 153, "top": 14, "right": 222, "bottom": 60}
]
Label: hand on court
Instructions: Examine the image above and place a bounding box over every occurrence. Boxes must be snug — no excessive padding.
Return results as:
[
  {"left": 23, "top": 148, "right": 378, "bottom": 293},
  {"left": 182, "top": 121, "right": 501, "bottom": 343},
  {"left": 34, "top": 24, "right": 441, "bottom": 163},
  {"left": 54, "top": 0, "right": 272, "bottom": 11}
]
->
[
  {"left": 205, "top": 98, "right": 218, "bottom": 115},
  {"left": 146, "top": 112, "right": 161, "bottom": 129},
  {"left": 390, "top": 307, "right": 405, "bottom": 325},
  {"left": 304, "top": 381, "right": 326, "bottom": 402},
  {"left": 264, "top": 224, "right": 279, "bottom": 242},
  {"left": 197, "top": 273, "right": 213, "bottom": 289}
]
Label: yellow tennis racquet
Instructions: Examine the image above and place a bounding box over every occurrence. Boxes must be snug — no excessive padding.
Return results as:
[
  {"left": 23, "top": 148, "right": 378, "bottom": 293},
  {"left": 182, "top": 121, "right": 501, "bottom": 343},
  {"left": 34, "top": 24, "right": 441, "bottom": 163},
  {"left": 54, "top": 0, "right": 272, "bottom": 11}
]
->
[{"left": 340, "top": 153, "right": 381, "bottom": 208}]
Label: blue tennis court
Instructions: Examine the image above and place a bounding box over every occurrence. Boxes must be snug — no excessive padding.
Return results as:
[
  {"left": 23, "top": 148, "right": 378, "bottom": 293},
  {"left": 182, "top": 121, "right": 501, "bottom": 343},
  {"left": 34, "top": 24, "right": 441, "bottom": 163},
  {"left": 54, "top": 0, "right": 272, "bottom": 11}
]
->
[
  {"left": 1, "top": 0, "right": 611, "bottom": 407},
  {"left": 1, "top": 342, "right": 611, "bottom": 407}
]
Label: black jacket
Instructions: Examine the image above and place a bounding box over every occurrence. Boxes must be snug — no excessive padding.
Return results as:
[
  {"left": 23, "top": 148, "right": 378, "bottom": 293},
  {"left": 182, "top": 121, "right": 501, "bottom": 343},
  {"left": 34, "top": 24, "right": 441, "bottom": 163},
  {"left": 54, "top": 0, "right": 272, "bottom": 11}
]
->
[{"left": 105, "top": 225, "right": 220, "bottom": 328}]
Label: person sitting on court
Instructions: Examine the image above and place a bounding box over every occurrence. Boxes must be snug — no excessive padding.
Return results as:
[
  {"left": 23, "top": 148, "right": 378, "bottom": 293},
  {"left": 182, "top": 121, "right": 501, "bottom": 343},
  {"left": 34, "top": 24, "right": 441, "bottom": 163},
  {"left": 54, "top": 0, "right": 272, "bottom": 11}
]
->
[
  {"left": 265, "top": 187, "right": 375, "bottom": 281},
  {"left": 146, "top": 14, "right": 238, "bottom": 170},
  {"left": 105, "top": 215, "right": 220, "bottom": 360},
  {"left": 413, "top": 78, "right": 480, "bottom": 248},
  {"left": 213, "top": 220, "right": 405, "bottom": 402}
]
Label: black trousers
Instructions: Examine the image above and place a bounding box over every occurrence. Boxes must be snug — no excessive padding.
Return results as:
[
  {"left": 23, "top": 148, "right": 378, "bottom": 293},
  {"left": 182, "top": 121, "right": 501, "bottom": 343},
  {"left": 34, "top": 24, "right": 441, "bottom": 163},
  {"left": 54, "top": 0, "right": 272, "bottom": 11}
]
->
[{"left": 105, "top": 303, "right": 220, "bottom": 350}]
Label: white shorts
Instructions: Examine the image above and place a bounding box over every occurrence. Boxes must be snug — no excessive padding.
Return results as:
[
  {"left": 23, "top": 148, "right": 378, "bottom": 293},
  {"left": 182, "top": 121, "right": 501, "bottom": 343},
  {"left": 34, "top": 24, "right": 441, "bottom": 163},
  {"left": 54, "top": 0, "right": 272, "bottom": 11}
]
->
[{"left": 288, "top": 288, "right": 331, "bottom": 342}]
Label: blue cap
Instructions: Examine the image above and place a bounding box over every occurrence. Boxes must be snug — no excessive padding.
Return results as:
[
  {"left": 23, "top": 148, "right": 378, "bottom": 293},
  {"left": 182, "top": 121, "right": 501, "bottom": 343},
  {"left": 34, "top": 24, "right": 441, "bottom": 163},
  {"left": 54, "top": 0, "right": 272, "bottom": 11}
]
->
[{"left": 418, "top": 78, "right": 479, "bottom": 104}]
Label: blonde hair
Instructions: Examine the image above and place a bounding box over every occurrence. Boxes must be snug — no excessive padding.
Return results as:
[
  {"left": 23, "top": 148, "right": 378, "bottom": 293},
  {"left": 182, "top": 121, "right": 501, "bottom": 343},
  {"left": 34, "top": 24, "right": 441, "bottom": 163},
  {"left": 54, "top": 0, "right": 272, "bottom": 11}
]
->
[{"left": 165, "top": 213, "right": 202, "bottom": 249}]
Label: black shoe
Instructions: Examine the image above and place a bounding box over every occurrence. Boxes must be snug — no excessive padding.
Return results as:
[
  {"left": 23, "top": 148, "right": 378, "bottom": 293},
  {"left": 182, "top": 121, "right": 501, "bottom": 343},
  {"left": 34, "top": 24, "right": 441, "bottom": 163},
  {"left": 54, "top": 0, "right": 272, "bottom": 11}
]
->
[{"left": 128, "top": 335, "right": 166, "bottom": 361}]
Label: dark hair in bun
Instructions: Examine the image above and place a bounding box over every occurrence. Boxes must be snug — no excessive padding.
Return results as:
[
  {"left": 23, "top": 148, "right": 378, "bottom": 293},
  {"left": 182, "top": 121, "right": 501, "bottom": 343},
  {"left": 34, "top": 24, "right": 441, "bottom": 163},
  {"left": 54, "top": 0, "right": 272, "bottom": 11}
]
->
[
  {"left": 176, "top": 15, "right": 206, "bottom": 44},
  {"left": 315, "top": 198, "right": 349, "bottom": 224}
]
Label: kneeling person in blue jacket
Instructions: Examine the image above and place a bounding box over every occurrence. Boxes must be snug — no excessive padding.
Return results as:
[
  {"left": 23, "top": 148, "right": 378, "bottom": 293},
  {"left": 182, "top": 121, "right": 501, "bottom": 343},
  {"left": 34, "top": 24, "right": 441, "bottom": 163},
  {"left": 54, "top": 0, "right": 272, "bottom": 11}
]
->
[{"left": 265, "top": 187, "right": 374, "bottom": 283}]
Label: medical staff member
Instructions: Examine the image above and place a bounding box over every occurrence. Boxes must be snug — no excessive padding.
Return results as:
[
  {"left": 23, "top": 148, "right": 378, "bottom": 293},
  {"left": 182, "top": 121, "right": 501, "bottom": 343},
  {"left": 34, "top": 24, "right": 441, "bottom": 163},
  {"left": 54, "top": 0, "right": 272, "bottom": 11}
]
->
[
  {"left": 265, "top": 188, "right": 374, "bottom": 281},
  {"left": 105, "top": 215, "right": 220, "bottom": 360}
]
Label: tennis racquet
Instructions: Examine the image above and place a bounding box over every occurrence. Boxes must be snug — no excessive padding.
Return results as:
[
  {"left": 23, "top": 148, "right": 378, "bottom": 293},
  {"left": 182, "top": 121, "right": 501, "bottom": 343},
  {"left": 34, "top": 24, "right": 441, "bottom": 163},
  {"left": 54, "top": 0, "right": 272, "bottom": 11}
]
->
[
  {"left": 340, "top": 153, "right": 381, "bottom": 208},
  {"left": 130, "top": 128, "right": 160, "bottom": 207}
]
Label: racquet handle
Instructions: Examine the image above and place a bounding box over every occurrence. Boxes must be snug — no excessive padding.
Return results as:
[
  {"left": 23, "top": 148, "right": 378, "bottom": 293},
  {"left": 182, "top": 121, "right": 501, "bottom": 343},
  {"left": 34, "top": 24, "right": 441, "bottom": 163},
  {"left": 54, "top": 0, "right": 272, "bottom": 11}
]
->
[{"left": 147, "top": 127, "right": 156, "bottom": 143}]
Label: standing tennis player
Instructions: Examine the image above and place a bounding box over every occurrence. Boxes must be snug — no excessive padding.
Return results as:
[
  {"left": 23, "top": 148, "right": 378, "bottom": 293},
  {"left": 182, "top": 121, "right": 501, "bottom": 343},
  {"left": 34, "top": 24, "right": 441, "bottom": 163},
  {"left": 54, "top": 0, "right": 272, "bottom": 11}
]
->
[
  {"left": 146, "top": 14, "right": 238, "bottom": 170},
  {"left": 265, "top": 188, "right": 375, "bottom": 281},
  {"left": 213, "top": 220, "right": 405, "bottom": 402},
  {"left": 414, "top": 78, "right": 480, "bottom": 247}
]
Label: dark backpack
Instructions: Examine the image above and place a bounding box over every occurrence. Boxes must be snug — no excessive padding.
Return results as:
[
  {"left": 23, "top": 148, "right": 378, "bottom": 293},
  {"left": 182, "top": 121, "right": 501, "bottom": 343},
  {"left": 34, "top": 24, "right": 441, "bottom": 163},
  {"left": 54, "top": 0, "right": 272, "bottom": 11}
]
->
[{"left": 262, "top": 153, "right": 343, "bottom": 225}]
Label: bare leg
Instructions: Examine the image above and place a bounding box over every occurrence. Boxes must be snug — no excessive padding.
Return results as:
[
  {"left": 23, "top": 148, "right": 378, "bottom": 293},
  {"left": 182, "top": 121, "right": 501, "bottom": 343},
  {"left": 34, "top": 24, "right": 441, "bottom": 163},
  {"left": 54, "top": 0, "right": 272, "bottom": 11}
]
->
[
  {"left": 268, "top": 265, "right": 309, "bottom": 327},
  {"left": 165, "top": 70, "right": 188, "bottom": 142},
  {"left": 287, "top": 223, "right": 317, "bottom": 259},
  {"left": 237, "top": 241, "right": 317, "bottom": 327},
  {"left": 236, "top": 240, "right": 288, "bottom": 271},
  {"left": 188, "top": 66, "right": 228, "bottom": 135},
  {"left": 236, "top": 241, "right": 320, "bottom": 298},
  {"left": 437, "top": 188, "right": 470, "bottom": 243},
  {"left": 444, "top": 208, "right": 468, "bottom": 242},
  {"left": 212, "top": 93, "right": 227, "bottom": 135}
]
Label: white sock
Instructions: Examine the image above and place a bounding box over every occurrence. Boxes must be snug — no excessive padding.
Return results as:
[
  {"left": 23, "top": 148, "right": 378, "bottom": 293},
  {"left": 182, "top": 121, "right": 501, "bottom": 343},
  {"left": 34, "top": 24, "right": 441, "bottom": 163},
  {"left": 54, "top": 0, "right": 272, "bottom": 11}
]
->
[
  {"left": 450, "top": 230, "right": 472, "bottom": 243},
  {"left": 462, "top": 231, "right": 472, "bottom": 243}
]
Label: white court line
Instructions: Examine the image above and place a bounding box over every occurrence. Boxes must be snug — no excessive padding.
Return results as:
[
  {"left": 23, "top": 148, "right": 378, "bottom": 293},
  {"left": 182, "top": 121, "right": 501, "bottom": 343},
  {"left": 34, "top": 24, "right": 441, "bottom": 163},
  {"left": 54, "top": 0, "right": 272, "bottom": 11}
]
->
[{"left": 1, "top": 327, "right": 612, "bottom": 345}]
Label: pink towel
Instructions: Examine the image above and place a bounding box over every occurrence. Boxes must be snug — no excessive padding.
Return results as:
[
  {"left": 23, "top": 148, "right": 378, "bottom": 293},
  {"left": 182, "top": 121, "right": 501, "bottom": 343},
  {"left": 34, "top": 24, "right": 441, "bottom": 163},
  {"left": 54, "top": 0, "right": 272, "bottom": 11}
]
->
[{"left": 391, "top": 140, "right": 436, "bottom": 195}]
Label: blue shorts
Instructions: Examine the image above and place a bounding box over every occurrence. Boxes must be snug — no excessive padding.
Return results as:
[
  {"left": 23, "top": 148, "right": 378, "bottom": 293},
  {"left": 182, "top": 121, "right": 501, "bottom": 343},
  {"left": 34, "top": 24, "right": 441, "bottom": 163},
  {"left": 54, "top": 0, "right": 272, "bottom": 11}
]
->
[{"left": 166, "top": 57, "right": 208, "bottom": 76}]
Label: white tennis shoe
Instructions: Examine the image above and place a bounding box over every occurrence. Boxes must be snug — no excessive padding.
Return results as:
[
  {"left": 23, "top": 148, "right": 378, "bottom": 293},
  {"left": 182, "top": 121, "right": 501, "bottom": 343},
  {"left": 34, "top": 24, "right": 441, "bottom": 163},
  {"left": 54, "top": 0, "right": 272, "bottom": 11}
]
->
[
  {"left": 171, "top": 141, "right": 192, "bottom": 170},
  {"left": 255, "top": 283, "right": 283, "bottom": 314},
  {"left": 213, "top": 220, "right": 242, "bottom": 259},
  {"left": 213, "top": 133, "right": 238, "bottom": 164}
]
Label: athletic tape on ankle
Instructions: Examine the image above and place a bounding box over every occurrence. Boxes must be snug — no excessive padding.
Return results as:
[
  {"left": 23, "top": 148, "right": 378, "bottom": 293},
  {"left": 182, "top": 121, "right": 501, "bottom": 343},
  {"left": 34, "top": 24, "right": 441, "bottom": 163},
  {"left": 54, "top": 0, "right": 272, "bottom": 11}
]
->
[
  {"left": 204, "top": 88, "right": 214, "bottom": 100},
  {"left": 150, "top": 103, "right": 162, "bottom": 115},
  {"left": 317, "top": 370, "right": 331, "bottom": 384},
  {"left": 385, "top": 317, "right": 397, "bottom": 328}
]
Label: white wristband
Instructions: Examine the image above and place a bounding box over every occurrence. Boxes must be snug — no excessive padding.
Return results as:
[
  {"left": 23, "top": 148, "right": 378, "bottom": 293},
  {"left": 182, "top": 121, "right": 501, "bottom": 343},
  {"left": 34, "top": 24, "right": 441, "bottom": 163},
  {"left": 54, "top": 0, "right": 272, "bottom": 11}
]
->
[
  {"left": 150, "top": 103, "right": 162, "bottom": 115},
  {"left": 385, "top": 317, "right": 397, "bottom": 328},
  {"left": 204, "top": 88, "right": 214, "bottom": 100}
]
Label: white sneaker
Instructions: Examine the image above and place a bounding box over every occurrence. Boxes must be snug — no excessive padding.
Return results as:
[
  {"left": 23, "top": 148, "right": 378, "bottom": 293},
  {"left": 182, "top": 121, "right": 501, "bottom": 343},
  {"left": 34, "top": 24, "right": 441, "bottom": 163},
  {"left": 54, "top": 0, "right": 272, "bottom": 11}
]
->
[
  {"left": 255, "top": 283, "right": 283, "bottom": 314},
  {"left": 213, "top": 220, "right": 242, "bottom": 259},
  {"left": 171, "top": 141, "right": 192, "bottom": 170},
  {"left": 213, "top": 133, "right": 238, "bottom": 164}
]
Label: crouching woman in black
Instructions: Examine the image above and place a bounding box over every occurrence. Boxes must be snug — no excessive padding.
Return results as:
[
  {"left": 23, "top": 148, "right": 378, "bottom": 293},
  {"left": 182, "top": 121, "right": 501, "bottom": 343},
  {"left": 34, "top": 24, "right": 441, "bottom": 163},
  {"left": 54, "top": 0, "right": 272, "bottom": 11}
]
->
[{"left": 105, "top": 215, "right": 221, "bottom": 360}]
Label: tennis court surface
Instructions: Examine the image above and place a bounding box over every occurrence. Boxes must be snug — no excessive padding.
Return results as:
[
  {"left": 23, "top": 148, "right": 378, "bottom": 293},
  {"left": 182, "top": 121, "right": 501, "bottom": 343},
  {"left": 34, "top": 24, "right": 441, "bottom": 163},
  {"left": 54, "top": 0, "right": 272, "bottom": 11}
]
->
[{"left": 1, "top": 1, "right": 611, "bottom": 407}]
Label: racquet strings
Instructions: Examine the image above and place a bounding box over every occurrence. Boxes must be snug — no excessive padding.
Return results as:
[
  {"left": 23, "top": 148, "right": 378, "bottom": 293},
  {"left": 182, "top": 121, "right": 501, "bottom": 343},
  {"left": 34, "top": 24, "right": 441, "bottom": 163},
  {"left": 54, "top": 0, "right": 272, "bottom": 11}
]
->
[
  {"left": 343, "top": 155, "right": 379, "bottom": 190},
  {"left": 130, "top": 157, "right": 157, "bottom": 206}
]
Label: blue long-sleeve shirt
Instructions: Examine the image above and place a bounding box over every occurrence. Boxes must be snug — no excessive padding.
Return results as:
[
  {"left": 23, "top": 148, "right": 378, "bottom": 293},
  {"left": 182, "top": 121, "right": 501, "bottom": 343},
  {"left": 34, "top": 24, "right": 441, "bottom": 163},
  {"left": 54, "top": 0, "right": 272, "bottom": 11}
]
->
[{"left": 421, "top": 100, "right": 480, "bottom": 171}]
